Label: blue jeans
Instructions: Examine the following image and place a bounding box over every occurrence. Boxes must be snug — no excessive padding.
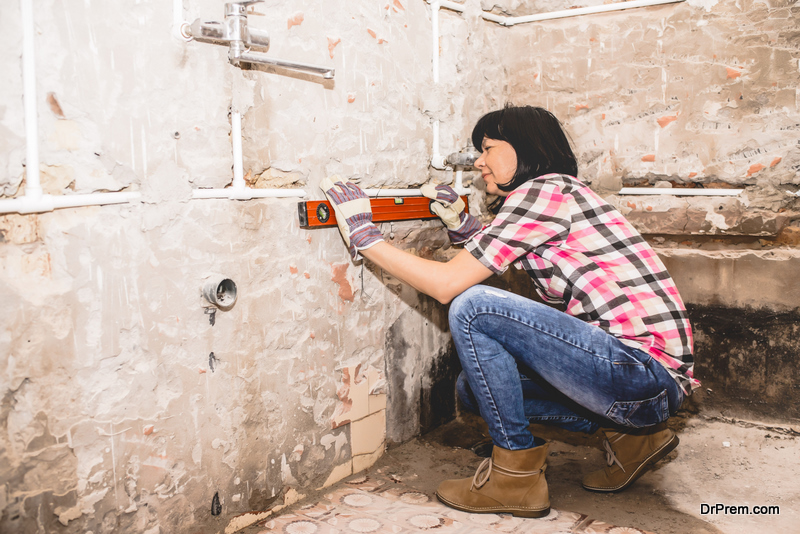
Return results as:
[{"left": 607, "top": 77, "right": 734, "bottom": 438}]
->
[{"left": 450, "top": 285, "right": 685, "bottom": 450}]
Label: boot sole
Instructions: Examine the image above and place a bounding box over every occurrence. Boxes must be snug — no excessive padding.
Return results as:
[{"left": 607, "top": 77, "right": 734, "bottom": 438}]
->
[
  {"left": 435, "top": 492, "right": 551, "bottom": 518},
  {"left": 582, "top": 433, "right": 680, "bottom": 493}
]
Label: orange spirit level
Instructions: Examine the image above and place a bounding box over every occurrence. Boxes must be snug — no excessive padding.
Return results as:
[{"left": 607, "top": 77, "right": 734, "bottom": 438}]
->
[{"left": 298, "top": 196, "right": 469, "bottom": 229}]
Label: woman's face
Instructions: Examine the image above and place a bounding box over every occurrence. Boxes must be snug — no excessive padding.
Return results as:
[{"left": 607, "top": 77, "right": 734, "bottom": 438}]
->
[{"left": 475, "top": 137, "right": 517, "bottom": 197}]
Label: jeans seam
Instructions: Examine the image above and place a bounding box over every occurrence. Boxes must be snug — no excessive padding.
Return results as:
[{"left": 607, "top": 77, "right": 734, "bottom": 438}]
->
[{"left": 463, "top": 320, "right": 513, "bottom": 449}]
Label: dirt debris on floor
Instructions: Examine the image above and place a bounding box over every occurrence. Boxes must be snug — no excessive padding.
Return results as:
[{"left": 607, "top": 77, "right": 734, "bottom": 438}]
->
[{"left": 236, "top": 408, "right": 798, "bottom": 534}]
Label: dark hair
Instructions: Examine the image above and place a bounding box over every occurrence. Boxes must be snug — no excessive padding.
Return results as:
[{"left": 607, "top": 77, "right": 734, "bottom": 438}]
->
[{"left": 471, "top": 105, "right": 578, "bottom": 195}]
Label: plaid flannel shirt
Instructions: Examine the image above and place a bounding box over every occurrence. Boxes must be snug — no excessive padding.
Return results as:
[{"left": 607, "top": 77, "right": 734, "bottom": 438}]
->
[{"left": 465, "top": 174, "right": 698, "bottom": 394}]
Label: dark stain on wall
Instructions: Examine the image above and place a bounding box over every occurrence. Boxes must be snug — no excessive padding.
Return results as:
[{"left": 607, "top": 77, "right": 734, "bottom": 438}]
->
[
  {"left": 688, "top": 305, "right": 800, "bottom": 421},
  {"left": 385, "top": 295, "right": 458, "bottom": 445},
  {"left": 419, "top": 342, "right": 460, "bottom": 436}
]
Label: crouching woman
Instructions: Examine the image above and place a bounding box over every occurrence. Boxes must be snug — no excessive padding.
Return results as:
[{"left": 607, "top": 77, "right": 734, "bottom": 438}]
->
[{"left": 321, "top": 105, "right": 697, "bottom": 518}]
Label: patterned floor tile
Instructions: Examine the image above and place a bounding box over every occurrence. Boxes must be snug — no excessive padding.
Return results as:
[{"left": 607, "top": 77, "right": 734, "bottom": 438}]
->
[{"left": 254, "top": 474, "right": 656, "bottom": 534}]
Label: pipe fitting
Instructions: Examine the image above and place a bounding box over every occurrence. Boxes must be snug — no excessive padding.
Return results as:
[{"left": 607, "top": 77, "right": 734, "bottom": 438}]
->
[{"left": 202, "top": 276, "right": 238, "bottom": 310}]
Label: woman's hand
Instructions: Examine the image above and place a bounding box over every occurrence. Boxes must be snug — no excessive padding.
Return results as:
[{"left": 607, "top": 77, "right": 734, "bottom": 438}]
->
[
  {"left": 420, "top": 183, "right": 483, "bottom": 244},
  {"left": 320, "top": 177, "right": 384, "bottom": 260}
]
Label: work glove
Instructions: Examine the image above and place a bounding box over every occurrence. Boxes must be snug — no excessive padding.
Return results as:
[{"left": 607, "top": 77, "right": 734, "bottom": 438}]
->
[
  {"left": 420, "top": 183, "right": 482, "bottom": 245},
  {"left": 320, "top": 176, "right": 384, "bottom": 260}
]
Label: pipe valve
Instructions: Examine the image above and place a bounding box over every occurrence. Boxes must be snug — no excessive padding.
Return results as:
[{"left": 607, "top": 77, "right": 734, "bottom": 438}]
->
[{"left": 184, "top": 0, "right": 334, "bottom": 79}]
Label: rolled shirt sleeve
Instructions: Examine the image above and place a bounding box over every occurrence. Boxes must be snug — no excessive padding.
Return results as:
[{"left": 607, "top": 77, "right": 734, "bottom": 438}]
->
[{"left": 466, "top": 177, "right": 572, "bottom": 274}]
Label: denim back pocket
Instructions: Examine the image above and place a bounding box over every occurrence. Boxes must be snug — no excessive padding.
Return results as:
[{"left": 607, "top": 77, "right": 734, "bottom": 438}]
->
[{"left": 606, "top": 389, "right": 669, "bottom": 428}]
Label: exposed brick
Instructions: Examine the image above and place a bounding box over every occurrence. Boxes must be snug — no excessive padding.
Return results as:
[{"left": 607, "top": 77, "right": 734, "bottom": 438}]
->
[
  {"left": 777, "top": 226, "right": 800, "bottom": 246},
  {"left": 747, "top": 163, "right": 764, "bottom": 177},
  {"left": 331, "top": 263, "right": 354, "bottom": 302},
  {"left": 327, "top": 37, "right": 341, "bottom": 59},
  {"left": 287, "top": 12, "right": 304, "bottom": 30},
  {"left": 47, "top": 92, "right": 65, "bottom": 118},
  {"left": 726, "top": 67, "right": 742, "bottom": 79},
  {"left": 642, "top": 154, "right": 656, "bottom": 162},
  {"left": 0, "top": 214, "right": 40, "bottom": 244},
  {"left": 657, "top": 115, "right": 678, "bottom": 128}
]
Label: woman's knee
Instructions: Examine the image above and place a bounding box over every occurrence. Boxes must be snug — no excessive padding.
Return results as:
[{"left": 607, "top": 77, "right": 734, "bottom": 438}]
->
[{"left": 448, "top": 284, "right": 507, "bottom": 328}]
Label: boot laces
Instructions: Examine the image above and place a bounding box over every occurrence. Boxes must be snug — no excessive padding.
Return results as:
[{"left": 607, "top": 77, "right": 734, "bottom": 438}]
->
[
  {"left": 471, "top": 458, "right": 493, "bottom": 490},
  {"left": 603, "top": 435, "right": 626, "bottom": 472},
  {"left": 470, "top": 457, "right": 544, "bottom": 491}
]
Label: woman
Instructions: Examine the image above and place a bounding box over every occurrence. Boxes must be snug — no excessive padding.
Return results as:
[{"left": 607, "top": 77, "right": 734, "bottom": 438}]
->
[{"left": 321, "top": 105, "right": 697, "bottom": 518}]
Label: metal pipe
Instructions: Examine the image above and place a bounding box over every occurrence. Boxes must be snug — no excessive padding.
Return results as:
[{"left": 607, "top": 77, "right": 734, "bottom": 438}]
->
[
  {"left": 483, "top": 0, "right": 685, "bottom": 26},
  {"left": 618, "top": 188, "right": 743, "bottom": 196},
  {"left": 237, "top": 51, "right": 334, "bottom": 79}
]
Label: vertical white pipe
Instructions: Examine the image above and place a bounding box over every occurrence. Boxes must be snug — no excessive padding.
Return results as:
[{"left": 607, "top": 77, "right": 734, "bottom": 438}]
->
[
  {"left": 431, "top": 1, "right": 440, "bottom": 84},
  {"left": 173, "top": 0, "right": 185, "bottom": 40},
  {"left": 455, "top": 169, "right": 463, "bottom": 191},
  {"left": 433, "top": 120, "right": 440, "bottom": 158},
  {"left": 21, "top": 0, "right": 41, "bottom": 199},
  {"left": 231, "top": 110, "right": 245, "bottom": 191}
]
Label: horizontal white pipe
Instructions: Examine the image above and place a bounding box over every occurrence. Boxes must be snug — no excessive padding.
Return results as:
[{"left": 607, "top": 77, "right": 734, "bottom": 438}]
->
[
  {"left": 483, "top": 0, "right": 684, "bottom": 26},
  {"left": 439, "top": 0, "right": 466, "bottom": 13},
  {"left": 362, "top": 187, "right": 470, "bottom": 197},
  {"left": 192, "top": 188, "right": 307, "bottom": 199},
  {"left": 0, "top": 192, "right": 142, "bottom": 215},
  {"left": 618, "top": 188, "right": 744, "bottom": 196},
  {"left": 21, "top": 0, "right": 41, "bottom": 200},
  {"left": 481, "top": 12, "right": 506, "bottom": 24}
]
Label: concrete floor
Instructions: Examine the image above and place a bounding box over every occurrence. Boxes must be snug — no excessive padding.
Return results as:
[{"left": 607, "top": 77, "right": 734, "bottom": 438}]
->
[{"left": 236, "top": 403, "right": 799, "bottom": 534}]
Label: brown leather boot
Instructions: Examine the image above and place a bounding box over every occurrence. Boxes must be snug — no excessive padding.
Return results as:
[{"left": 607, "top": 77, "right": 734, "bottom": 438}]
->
[
  {"left": 582, "top": 424, "right": 679, "bottom": 492},
  {"left": 435, "top": 443, "right": 550, "bottom": 518}
]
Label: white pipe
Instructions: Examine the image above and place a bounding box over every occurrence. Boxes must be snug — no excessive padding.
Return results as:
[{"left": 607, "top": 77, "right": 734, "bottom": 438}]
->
[
  {"left": 427, "top": 1, "right": 457, "bottom": 174},
  {"left": 231, "top": 110, "right": 246, "bottom": 192},
  {"left": 1, "top": 0, "right": 141, "bottom": 216},
  {"left": 431, "top": 1, "right": 440, "bottom": 85},
  {"left": 618, "top": 188, "right": 743, "bottom": 196},
  {"left": 480, "top": 12, "right": 506, "bottom": 24},
  {"left": 431, "top": 121, "right": 448, "bottom": 170},
  {"left": 21, "top": 0, "right": 41, "bottom": 200},
  {"left": 0, "top": 192, "right": 142, "bottom": 215},
  {"left": 173, "top": 0, "right": 187, "bottom": 40},
  {"left": 189, "top": 108, "right": 307, "bottom": 200},
  {"left": 482, "top": 0, "right": 684, "bottom": 26},
  {"left": 439, "top": 1, "right": 466, "bottom": 12},
  {"left": 362, "top": 187, "right": 470, "bottom": 197},
  {"left": 192, "top": 188, "right": 307, "bottom": 199}
]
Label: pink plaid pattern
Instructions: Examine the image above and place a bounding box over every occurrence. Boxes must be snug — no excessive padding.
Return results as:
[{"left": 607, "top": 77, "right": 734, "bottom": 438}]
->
[{"left": 466, "top": 174, "right": 698, "bottom": 394}]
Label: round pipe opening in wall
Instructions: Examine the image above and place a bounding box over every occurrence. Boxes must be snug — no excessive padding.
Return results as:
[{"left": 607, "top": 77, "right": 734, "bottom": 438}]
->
[{"left": 202, "top": 277, "right": 238, "bottom": 310}]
